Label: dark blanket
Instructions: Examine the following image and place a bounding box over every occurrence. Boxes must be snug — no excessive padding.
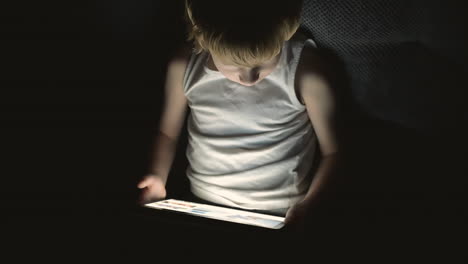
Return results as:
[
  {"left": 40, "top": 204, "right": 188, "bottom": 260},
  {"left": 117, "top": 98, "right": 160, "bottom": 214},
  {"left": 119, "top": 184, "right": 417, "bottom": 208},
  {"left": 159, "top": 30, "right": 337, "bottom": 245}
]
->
[
  {"left": 301, "top": 0, "right": 467, "bottom": 131},
  {"left": 297, "top": 0, "right": 468, "bottom": 218}
]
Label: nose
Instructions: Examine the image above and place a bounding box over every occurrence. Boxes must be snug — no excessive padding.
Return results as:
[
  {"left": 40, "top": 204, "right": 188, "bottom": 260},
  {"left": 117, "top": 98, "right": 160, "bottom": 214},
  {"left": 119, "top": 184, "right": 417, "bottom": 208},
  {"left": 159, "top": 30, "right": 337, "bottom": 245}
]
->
[{"left": 239, "top": 69, "right": 260, "bottom": 85}]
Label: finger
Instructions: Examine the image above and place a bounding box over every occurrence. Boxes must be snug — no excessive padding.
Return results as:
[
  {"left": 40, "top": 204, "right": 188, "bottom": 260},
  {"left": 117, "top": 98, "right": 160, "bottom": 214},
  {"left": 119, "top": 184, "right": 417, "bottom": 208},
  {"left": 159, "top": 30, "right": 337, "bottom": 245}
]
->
[
  {"left": 137, "top": 178, "right": 152, "bottom": 189},
  {"left": 137, "top": 194, "right": 146, "bottom": 205},
  {"left": 284, "top": 211, "right": 296, "bottom": 225},
  {"left": 138, "top": 189, "right": 150, "bottom": 204},
  {"left": 137, "top": 181, "right": 146, "bottom": 189},
  {"left": 139, "top": 197, "right": 152, "bottom": 205},
  {"left": 284, "top": 213, "right": 291, "bottom": 224},
  {"left": 137, "top": 179, "right": 150, "bottom": 189}
]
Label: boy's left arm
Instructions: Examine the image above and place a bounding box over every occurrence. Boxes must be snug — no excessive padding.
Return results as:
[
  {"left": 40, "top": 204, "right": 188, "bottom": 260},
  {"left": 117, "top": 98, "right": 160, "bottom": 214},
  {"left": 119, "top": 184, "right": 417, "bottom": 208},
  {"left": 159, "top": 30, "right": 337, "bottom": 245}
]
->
[{"left": 285, "top": 49, "right": 341, "bottom": 226}]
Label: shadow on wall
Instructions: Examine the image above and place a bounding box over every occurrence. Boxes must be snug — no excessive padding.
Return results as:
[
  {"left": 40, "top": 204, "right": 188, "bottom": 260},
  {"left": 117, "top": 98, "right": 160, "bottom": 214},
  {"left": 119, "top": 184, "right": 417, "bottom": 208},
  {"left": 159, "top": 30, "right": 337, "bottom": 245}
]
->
[
  {"left": 300, "top": 0, "right": 468, "bottom": 133},
  {"left": 298, "top": 0, "right": 468, "bottom": 201},
  {"left": 297, "top": 22, "right": 467, "bottom": 220}
]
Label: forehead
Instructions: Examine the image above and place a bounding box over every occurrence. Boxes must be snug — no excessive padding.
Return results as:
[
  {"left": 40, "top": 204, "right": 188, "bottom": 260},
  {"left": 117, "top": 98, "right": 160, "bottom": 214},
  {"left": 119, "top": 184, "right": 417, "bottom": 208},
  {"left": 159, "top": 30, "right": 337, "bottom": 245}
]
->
[{"left": 212, "top": 51, "right": 280, "bottom": 68}]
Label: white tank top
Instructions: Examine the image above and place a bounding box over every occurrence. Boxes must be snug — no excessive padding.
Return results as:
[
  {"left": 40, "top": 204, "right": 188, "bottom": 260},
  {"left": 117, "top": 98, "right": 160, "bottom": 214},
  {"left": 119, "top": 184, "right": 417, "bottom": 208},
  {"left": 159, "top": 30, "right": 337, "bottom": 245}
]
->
[{"left": 182, "top": 32, "right": 317, "bottom": 215}]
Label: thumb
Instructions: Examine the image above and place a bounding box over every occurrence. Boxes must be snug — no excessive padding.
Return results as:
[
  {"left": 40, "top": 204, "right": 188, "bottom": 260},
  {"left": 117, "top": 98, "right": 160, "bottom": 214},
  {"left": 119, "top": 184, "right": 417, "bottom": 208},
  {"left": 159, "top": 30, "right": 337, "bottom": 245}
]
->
[
  {"left": 137, "top": 177, "right": 153, "bottom": 189},
  {"left": 284, "top": 207, "right": 296, "bottom": 225}
]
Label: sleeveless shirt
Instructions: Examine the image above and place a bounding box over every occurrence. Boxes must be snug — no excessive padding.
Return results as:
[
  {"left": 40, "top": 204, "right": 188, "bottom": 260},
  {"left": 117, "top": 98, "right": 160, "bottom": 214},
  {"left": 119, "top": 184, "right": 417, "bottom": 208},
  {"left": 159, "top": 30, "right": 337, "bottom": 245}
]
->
[{"left": 182, "top": 32, "right": 317, "bottom": 215}]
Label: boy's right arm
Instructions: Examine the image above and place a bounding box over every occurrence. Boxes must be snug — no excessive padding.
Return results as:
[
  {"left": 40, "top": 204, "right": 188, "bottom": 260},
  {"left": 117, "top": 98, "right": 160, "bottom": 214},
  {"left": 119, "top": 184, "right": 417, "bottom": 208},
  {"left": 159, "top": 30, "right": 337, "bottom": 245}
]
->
[{"left": 137, "top": 44, "right": 192, "bottom": 203}]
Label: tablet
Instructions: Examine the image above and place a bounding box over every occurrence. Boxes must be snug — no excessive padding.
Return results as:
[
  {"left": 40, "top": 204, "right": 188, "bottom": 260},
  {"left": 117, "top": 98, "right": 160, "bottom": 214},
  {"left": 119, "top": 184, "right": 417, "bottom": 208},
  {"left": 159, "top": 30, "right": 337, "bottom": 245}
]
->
[{"left": 144, "top": 199, "right": 285, "bottom": 229}]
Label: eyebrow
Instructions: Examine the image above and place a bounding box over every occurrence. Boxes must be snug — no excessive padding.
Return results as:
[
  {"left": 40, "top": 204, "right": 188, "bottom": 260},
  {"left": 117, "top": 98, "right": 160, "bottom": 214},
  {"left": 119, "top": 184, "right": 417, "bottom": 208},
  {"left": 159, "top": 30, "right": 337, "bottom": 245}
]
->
[
  {"left": 217, "top": 50, "right": 281, "bottom": 68},
  {"left": 222, "top": 60, "right": 273, "bottom": 69},
  {"left": 216, "top": 49, "right": 283, "bottom": 68}
]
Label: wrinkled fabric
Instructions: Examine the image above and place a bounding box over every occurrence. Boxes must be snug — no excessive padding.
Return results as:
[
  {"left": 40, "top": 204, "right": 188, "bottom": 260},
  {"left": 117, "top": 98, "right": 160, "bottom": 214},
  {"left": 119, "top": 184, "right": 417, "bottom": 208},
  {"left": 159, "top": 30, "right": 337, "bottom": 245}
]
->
[{"left": 182, "top": 32, "right": 317, "bottom": 214}]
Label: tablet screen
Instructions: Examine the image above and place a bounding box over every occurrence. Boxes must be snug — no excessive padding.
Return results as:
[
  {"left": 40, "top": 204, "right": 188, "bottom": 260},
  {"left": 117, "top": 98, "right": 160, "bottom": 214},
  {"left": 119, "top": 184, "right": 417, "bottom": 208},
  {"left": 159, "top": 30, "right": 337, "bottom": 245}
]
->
[{"left": 144, "top": 199, "right": 285, "bottom": 229}]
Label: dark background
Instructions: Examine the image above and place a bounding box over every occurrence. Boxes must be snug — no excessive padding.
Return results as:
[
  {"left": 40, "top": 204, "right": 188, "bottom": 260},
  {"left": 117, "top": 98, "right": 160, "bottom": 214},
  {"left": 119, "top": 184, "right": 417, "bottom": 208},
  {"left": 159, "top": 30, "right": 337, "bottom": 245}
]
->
[{"left": 1, "top": 0, "right": 467, "bottom": 260}]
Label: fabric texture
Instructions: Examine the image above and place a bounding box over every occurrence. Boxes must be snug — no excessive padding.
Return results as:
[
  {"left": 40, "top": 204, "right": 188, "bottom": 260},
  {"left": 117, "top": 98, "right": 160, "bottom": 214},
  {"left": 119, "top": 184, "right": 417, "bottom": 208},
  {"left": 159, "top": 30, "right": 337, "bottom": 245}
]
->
[
  {"left": 182, "top": 32, "right": 317, "bottom": 214},
  {"left": 300, "top": 0, "right": 467, "bottom": 132}
]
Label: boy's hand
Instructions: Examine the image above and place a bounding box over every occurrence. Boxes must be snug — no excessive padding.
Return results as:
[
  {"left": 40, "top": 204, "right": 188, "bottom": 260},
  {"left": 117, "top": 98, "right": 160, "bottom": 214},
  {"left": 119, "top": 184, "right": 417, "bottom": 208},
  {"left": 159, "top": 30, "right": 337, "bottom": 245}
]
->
[
  {"left": 137, "top": 174, "right": 167, "bottom": 205},
  {"left": 284, "top": 199, "right": 315, "bottom": 231}
]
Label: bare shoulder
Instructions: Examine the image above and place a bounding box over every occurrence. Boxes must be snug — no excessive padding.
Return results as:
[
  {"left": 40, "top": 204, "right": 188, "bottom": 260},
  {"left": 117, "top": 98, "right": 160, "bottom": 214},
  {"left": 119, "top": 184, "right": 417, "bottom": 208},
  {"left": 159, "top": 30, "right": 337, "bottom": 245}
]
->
[
  {"left": 163, "top": 43, "right": 194, "bottom": 101},
  {"left": 295, "top": 45, "right": 330, "bottom": 104},
  {"left": 172, "top": 43, "right": 193, "bottom": 62},
  {"left": 164, "top": 43, "right": 193, "bottom": 90},
  {"left": 296, "top": 45, "right": 339, "bottom": 155},
  {"left": 296, "top": 45, "right": 327, "bottom": 82},
  {"left": 167, "top": 43, "right": 192, "bottom": 71},
  {"left": 159, "top": 43, "right": 193, "bottom": 139}
]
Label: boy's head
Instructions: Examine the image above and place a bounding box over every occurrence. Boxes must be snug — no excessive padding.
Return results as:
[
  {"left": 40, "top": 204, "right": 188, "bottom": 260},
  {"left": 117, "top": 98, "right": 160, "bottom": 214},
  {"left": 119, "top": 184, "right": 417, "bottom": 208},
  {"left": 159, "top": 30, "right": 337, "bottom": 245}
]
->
[{"left": 184, "top": 0, "right": 303, "bottom": 86}]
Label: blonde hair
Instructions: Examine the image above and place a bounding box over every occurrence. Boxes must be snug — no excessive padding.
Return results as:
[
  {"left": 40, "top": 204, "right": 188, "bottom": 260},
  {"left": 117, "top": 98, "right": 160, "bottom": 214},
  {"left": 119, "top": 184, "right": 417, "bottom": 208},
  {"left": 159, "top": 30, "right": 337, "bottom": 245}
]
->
[{"left": 184, "top": 0, "right": 303, "bottom": 67}]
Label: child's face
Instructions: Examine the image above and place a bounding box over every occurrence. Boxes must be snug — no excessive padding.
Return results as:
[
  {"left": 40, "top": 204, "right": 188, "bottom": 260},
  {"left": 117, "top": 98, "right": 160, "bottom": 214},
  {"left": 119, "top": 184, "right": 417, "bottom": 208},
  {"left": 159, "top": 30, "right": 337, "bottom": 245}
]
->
[{"left": 209, "top": 51, "right": 282, "bottom": 87}]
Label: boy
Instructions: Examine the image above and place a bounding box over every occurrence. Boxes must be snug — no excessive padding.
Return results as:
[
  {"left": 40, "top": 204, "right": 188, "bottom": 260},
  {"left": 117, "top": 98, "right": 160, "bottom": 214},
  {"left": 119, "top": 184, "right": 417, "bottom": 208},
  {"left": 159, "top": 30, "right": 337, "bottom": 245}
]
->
[{"left": 137, "top": 0, "right": 340, "bottom": 227}]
